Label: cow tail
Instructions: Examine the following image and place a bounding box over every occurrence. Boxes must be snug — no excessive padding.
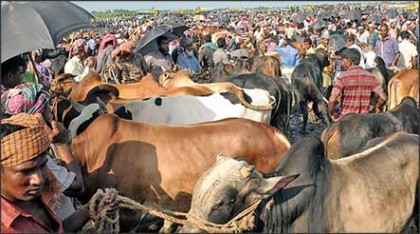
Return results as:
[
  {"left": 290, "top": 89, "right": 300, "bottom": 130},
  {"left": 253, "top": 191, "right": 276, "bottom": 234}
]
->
[{"left": 232, "top": 87, "right": 274, "bottom": 111}]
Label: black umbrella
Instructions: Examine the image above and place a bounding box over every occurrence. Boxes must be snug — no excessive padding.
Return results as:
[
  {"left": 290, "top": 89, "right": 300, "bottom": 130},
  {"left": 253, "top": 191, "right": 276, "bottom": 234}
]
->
[
  {"left": 293, "top": 14, "right": 306, "bottom": 24},
  {"left": 319, "top": 12, "right": 337, "bottom": 20},
  {"left": 345, "top": 10, "right": 362, "bottom": 20},
  {"left": 1, "top": 1, "right": 95, "bottom": 63},
  {"left": 136, "top": 23, "right": 188, "bottom": 56},
  {"left": 368, "top": 15, "right": 382, "bottom": 24},
  {"left": 312, "top": 20, "right": 329, "bottom": 30},
  {"left": 328, "top": 32, "right": 346, "bottom": 53},
  {"left": 386, "top": 9, "right": 398, "bottom": 19}
]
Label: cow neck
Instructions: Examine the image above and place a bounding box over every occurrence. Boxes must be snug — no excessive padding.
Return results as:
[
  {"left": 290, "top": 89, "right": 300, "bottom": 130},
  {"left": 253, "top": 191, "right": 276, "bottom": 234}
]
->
[{"left": 261, "top": 135, "right": 325, "bottom": 233}]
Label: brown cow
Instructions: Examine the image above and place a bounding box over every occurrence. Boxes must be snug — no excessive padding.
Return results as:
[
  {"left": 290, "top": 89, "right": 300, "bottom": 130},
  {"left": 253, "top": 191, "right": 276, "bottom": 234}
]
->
[
  {"left": 71, "top": 114, "right": 290, "bottom": 231},
  {"left": 250, "top": 52, "right": 282, "bottom": 78},
  {"left": 387, "top": 69, "right": 419, "bottom": 110}
]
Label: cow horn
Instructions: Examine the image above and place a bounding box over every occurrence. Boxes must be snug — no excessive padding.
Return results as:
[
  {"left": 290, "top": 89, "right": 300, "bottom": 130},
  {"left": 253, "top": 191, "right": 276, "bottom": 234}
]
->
[
  {"left": 70, "top": 99, "right": 85, "bottom": 113},
  {"left": 96, "top": 97, "right": 108, "bottom": 113},
  {"left": 216, "top": 154, "right": 230, "bottom": 164},
  {"left": 240, "top": 166, "right": 254, "bottom": 179}
]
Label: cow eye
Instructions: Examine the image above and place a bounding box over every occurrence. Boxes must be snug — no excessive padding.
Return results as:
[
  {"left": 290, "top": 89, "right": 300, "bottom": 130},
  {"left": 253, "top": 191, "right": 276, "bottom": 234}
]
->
[
  {"left": 228, "top": 198, "right": 236, "bottom": 205},
  {"left": 212, "top": 200, "right": 224, "bottom": 210}
]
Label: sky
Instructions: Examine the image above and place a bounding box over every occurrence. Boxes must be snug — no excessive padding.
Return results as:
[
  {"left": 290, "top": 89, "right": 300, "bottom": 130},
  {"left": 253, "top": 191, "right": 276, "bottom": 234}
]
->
[{"left": 72, "top": 1, "right": 375, "bottom": 12}]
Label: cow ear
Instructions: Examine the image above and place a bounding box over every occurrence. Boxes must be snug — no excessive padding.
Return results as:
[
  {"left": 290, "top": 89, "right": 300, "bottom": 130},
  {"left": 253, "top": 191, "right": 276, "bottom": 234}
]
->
[
  {"left": 70, "top": 99, "right": 85, "bottom": 113},
  {"left": 96, "top": 97, "right": 107, "bottom": 113},
  {"left": 256, "top": 174, "right": 299, "bottom": 197}
]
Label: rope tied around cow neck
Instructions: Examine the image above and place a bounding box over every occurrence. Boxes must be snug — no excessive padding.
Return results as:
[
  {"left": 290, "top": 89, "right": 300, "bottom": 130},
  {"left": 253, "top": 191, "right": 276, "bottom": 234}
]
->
[{"left": 89, "top": 188, "right": 261, "bottom": 233}]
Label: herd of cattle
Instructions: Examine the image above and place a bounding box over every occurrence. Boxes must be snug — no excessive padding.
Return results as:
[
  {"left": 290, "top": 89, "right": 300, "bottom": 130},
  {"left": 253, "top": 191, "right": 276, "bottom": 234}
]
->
[{"left": 49, "top": 51, "right": 419, "bottom": 233}]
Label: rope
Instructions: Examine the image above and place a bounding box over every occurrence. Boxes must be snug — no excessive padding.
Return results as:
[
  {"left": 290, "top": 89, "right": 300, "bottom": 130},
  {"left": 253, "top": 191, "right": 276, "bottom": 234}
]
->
[
  {"left": 89, "top": 188, "right": 120, "bottom": 233},
  {"left": 89, "top": 188, "right": 262, "bottom": 233}
]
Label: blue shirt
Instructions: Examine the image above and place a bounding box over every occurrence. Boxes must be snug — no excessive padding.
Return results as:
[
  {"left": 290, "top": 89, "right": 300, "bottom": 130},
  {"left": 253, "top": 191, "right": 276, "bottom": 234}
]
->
[
  {"left": 374, "top": 37, "right": 399, "bottom": 69},
  {"left": 177, "top": 52, "right": 201, "bottom": 74},
  {"left": 274, "top": 45, "right": 300, "bottom": 67}
]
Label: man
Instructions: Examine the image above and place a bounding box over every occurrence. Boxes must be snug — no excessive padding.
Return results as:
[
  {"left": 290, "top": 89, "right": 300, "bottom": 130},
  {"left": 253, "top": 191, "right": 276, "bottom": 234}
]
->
[
  {"left": 303, "top": 37, "right": 316, "bottom": 56},
  {"left": 316, "top": 33, "right": 330, "bottom": 51},
  {"left": 87, "top": 36, "right": 97, "bottom": 56},
  {"left": 64, "top": 39, "right": 95, "bottom": 82},
  {"left": 213, "top": 37, "right": 230, "bottom": 65},
  {"left": 176, "top": 38, "right": 201, "bottom": 74},
  {"left": 367, "top": 23, "right": 379, "bottom": 47},
  {"left": 356, "top": 25, "right": 369, "bottom": 46},
  {"left": 95, "top": 34, "right": 118, "bottom": 76},
  {"left": 274, "top": 38, "right": 299, "bottom": 83},
  {"left": 398, "top": 31, "right": 418, "bottom": 69},
  {"left": 328, "top": 48, "right": 387, "bottom": 121},
  {"left": 199, "top": 34, "right": 217, "bottom": 69},
  {"left": 1, "top": 55, "right": 27, "bottom": 93},
  {"left": 345, "top": 35, "right": 366, "bottom": 68},
  {"left": 374, "top": 23, "right": 400, "bottom": 70},
  {"left": 144, "top": 36, "right": 174, "bottom": 78}
]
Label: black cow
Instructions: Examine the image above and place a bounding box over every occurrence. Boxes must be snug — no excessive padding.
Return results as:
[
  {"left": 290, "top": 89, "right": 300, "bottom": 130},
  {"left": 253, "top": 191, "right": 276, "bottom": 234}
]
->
[
  {"left": 182, "top": 132, "right": 419, "bottom": 233},
  {"left": 291, "top": 51, "right": 331, "bottom": 133},
  {"left": 321, "top": 96, "right": 419, "bottom": 159}
]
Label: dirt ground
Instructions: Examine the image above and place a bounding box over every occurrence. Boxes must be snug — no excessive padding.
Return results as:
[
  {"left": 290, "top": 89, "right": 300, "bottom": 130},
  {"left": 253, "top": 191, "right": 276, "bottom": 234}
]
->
[{"left": 285, "top": 112, "right": 329, "bottom": 144}]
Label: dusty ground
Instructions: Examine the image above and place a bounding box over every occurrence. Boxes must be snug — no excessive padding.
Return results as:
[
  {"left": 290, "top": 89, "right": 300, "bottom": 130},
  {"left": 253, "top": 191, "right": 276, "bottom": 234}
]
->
[{"left": 285, "top": 112, "right": 329, "bottom": 144}]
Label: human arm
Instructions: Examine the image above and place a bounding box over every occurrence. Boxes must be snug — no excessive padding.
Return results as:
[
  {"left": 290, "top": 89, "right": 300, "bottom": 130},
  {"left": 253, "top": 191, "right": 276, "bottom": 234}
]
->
[
  {"left": 412, "top": 55, "right": 418, "bottom": 70},
  {"left": 45, "top": 121, "right": 85, "bottom": 197},
  {"left": 328, "top": 79, "right": 344, "bottom": 120},
  {"left": 390, "top": 40, "right": 400, "bottom": 67},
  {"left": 372, "top": 79, "right": 387, "bottom": 112},
  {"left": 62, "top": 204, "right": 90, "bottom": 232}
]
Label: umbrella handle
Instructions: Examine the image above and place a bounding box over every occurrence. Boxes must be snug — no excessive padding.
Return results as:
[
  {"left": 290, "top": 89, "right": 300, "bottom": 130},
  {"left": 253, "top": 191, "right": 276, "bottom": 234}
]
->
[{"left": 27, "top": 53, "right": 40, "bottom": 84}]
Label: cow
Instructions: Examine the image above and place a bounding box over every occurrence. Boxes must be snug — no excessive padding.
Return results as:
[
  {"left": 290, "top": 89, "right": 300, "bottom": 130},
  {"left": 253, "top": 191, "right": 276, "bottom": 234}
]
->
[
  {"left": 117, "top": 90, "right": 274, "bottom": 125},
  {"left": 321, "top": 96, "right": 419, "bottom": 159},
  {"left": 291, "top": 50, "right": 331, "bottom": 133},
  {"left": 250, "top": 52, "right": 282, "bottom": 78},
  {"left": 211, "top": 62, "right": 293, "bottom": 131},
  {"left": 387, "top": 69, "right": 419, "bottom": 110},
  {"left": 159, "top": 69, "right": 274, "bottom": 111},
  {"left": 182, "top": 132, "right": 419, "bottom": 233},
  {"left": 70, "top": 114, "right": 291, "bottom": 231}
]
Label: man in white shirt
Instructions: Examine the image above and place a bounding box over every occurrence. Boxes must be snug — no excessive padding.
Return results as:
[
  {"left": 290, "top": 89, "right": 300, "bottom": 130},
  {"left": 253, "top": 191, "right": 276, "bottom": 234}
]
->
[
  {"left": 398, "top": 31, "right": 418, "bottom": 69},
  {"left": 345, "top": 35, "right": 366, "bottom": 69},
  {"left": 64, "top": 39, "right": 94, "bottom": 82}
]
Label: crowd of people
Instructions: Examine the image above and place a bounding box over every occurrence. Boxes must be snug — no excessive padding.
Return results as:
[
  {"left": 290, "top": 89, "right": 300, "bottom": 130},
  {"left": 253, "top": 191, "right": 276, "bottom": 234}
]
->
[{"left": 1, "top": 2, "right": 419, "bottom": 233}]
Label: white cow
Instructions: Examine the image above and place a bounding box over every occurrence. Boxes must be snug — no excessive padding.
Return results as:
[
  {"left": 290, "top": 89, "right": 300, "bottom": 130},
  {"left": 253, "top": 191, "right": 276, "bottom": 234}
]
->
[{"left": 122, "top": 88, "right": 275, "bottom": 125}]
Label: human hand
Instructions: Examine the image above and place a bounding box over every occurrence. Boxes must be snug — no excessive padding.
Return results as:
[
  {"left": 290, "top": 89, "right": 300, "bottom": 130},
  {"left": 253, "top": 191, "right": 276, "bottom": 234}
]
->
[
  {"left": 43, "top": 121, "right": 71, "bottom": 144},
  {"left": 86, "top": 57, "right": 95, "bottom": 68}
]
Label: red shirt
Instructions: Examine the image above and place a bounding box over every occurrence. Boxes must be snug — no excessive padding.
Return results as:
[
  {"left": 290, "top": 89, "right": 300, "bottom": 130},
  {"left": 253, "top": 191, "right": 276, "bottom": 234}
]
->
[
  {"left": 330, "top": 66, "right": 382, "bottom": 118},
  {"left": 1, "top": 196, "right": 64, "bottom": 233}
]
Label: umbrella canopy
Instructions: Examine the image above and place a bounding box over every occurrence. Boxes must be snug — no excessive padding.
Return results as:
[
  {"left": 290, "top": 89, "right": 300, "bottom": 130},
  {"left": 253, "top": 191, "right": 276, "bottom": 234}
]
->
[
  {"left": 292, "top": 14, "right": 306, "bottom": 23},
  {"left": 345, "top": 10, "right": 362, "bottom": 21},
  {"left": 1, "top": 1, "right": 95, "bottom": 63},
  {"left": 328, "top": 32, "right": 346, "bottom": 53},
  {"left": 319, "top": 12, "right": 337, "bottom": 20},
  {"left": 368, "top": 15, "right": 382, "bottom": 24},
  {"left": 136, "top": 23, "right": 188, "bottom": 56},
  {"left": 312, "top": 20, "right": 329, "bottom": 30}
]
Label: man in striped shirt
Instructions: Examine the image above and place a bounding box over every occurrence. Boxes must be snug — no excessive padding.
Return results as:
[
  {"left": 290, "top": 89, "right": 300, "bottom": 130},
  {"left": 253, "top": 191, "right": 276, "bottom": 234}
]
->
[{"left": 328, "top": 48, "right": 387, "bottom": 121}]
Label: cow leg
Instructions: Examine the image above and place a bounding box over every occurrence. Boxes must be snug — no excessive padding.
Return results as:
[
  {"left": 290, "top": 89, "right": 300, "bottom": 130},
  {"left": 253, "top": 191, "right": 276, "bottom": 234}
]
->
[
  {"left": 299, "top": 101, "right": 308, "bottom": 133},
  {"left": 318, "top": 102, "right": 331, "bottom": 126}
]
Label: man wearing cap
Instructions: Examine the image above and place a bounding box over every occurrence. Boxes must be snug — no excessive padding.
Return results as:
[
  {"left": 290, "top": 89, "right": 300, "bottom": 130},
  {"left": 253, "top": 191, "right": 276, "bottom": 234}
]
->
[
  {"left": 64, "top": 39, "right": 95, "bottom": 82},
  {"left": 357, "top": 25, "right": 369, "bottom": 46},
  {"left": 176, "top": 38, "right": 201, "bottom": 74},
  {"left": 328, "top": 48, "right": 387, "bottom": 121},
  {"left": 1, "top": 113, "right": 118, "bottom": 233}
]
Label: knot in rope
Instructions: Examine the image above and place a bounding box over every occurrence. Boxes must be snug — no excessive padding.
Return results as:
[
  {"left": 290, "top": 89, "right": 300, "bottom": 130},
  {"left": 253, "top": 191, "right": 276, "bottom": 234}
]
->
[{"left": 89, "top": 188, "right": 120, "bottom": 234}]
